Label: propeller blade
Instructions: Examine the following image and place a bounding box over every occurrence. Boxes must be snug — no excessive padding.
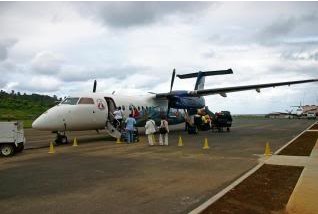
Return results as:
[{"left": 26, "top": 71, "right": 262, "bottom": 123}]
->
[
  {"left": 93, "top": 80, "right": 97, "bottom": 93},
  {"left": 170, "top": 68, "right": 176, "bottom": 92}
]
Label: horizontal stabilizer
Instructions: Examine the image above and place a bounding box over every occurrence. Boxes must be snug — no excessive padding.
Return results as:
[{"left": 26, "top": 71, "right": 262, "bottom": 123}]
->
[{"left": 177, "top": 69, "right": 233, "bottom": 79}]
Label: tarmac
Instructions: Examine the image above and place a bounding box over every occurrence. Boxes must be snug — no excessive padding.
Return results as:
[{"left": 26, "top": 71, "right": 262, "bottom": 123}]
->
[{"left": 0, "top": 118, "right": 316, "bottom": 214}]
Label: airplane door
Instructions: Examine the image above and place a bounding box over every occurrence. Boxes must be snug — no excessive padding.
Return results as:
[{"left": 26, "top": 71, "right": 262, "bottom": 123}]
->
[
  {"left": 93, "top": 98, "right": 108, "bottom": 127},
  {"left": 104, "top": 97, "right": 117, "bottom": 124}
]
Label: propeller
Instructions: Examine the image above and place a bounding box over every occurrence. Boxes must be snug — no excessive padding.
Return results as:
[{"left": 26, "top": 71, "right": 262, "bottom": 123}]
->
[
  {"left": 170, "top": 68, "right": 176, "bottom": 92},
  {"left": 93, "top": 80, "right": 97, "bottom": 93},
  {"left": 167, "top": 68, "right": 176, "bottom": 117}
]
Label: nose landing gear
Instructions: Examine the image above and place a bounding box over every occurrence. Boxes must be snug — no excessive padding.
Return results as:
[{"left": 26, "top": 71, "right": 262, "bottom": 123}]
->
[{"left": 54, "top": 132, "right": 69, "bottom": 145}]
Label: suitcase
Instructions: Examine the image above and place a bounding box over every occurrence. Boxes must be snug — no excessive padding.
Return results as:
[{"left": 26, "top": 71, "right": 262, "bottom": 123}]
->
[{"left": 188, "top": 125, "right": 198, "bottom": 134}]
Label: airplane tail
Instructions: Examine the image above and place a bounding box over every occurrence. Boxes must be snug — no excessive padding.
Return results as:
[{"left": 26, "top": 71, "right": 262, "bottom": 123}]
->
[
  {"left": 177, "top": 69, "right": 233, "bottom": 90},
  {"left": 195, "top": 72, "right": 205, "bottom": 90}
]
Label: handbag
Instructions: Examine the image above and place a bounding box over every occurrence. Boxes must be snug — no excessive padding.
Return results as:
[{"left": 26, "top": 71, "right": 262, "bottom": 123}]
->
[{"left": 159, "top": 127, "right": 167, "bottom": 134}]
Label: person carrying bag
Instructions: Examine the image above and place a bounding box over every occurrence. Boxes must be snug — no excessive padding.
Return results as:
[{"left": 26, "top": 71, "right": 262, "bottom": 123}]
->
[{"left": 159, "top": 116, "right": 169, "bottom": 146}]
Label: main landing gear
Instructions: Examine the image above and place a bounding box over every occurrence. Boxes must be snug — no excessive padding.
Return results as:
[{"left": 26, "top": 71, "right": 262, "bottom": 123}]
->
[{"left": 54, "top": 132, "right": 69, "bottom": 145}]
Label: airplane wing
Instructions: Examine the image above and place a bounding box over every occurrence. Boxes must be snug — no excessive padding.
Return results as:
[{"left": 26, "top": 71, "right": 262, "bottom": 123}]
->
[
  {"left": 156, "top": 79, "right": 318, "bottom": 98},
  {"left": 191, "top": 79, "right": 318, "bottom": 97}
]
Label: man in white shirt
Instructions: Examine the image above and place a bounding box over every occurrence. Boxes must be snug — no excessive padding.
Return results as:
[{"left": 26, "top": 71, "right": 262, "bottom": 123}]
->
[
  {"left": 145, "top": 116, "right": 156, "bottom": 146},
  {"left": 113, "top": 106, "right": 124, "bottom": 129}
]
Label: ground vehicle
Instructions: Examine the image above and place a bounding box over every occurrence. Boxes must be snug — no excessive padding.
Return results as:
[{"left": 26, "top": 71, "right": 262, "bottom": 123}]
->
[
  {"left": 307, "top": 112, "right": 317, "bottom": 120},
  {"left": 192, "top": 109, "right": 233, "bottom": 132},
  {"left": 0, "top": 121, "right": 26, "bottom": 157},
  {"left": 211, "top": 111, "right": 233, "bottom": 132}
]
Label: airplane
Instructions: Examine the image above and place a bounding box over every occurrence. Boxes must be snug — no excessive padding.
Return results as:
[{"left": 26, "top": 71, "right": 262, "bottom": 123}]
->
[
  {"left": 32, "top": 68, "right": 318, "bottom": 144},
  {"left": 291, "top": 102, "right": 305, "bottom": 117}
]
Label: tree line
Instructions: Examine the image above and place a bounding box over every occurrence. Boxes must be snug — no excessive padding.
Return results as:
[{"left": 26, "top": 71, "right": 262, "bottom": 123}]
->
[{"left": 0, "top": 90, "right": 60, "bottom": 120}]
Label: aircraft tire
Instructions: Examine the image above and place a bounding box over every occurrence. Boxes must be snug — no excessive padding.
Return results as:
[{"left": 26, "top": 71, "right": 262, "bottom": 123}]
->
[
  {"left": 61, "top": 136, "right": 68, "bottom": 144},
  {"left": 55, "top": 135, "right": 68, "bottom": 145}
]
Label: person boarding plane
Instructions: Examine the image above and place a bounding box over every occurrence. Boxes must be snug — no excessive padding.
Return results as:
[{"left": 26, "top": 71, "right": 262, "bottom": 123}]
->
[{"left": 32, "top": 68, "right": 318, "bottom": 144}]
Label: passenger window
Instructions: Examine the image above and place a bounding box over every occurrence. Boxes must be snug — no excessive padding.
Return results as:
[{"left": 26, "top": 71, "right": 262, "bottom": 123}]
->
[
  {"left": 78, "top": 97, "right": 94, "bottom": 104},
  {"left": 61, "top": 97, "right": 79, "bottom": 105},
  {"left": 122, "top": 105, "right": 125, "bottom": 111},
  {"left": 137, "top": 106, "right": 140, "bottom": 111},
  {"left": 142, "top": 106, "right": 144, "bottom": 110},
  {"left": 129, "top": 106, "right": 132, "bottom": 110}
]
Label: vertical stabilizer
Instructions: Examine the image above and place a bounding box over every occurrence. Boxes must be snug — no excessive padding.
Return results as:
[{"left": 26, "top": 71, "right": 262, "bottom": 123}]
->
[{"left": 194, "top": 72, "right": 205, "bottom": 90}]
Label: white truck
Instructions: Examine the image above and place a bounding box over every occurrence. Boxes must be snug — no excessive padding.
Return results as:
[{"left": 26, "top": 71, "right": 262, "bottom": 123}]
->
[{"left": 0, "top": 121, "right": 26, "bottom": 157}]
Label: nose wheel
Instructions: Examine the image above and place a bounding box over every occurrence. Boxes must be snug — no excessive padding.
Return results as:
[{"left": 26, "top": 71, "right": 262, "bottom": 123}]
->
[{"left": 55, "top": 132, "right": 69, "bottom": 145}]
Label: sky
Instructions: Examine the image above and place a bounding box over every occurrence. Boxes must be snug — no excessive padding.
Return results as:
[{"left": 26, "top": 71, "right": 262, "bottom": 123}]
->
[{"left": 1, "top": 1, "right": 318, "bottom": 114}]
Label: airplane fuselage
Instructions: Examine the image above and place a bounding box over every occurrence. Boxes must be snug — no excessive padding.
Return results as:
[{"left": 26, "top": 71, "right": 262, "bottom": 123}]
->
[{"left": 32, "top": 92, "right": 190, "bottom": 132}]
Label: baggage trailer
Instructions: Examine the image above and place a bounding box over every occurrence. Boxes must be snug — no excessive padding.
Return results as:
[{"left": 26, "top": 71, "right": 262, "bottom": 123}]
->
[
  {"left": 0, "top": 121, "right": 26, "bottom": 157},
  {"left": 211, "top": 111, "right": 233, "bottom": 132}
]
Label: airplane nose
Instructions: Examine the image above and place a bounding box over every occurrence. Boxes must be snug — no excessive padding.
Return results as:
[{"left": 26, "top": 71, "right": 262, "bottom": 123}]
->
[
  {"left": 32, "top": 116, "right": 46, "bottom": 130},
  {"left": 32, "top": 107, "right": 65, "bottom": 131}
]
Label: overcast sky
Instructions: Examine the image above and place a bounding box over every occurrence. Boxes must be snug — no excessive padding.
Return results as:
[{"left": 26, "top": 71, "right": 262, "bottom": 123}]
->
[{"left": 1, "top": 1, "right": 318, "bottom": 114}]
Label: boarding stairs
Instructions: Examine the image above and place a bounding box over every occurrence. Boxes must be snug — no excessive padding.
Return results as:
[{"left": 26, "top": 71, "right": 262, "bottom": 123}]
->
[{"left": 105, "top": 114, "right": 122, "bottom": 139}]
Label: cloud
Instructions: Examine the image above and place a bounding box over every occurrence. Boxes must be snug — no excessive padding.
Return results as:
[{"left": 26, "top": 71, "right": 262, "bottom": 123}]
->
[
  {"left": 0, "top": 38, "right": 18, "bottom": 61},
  {"left": 31, "top": 51, "right": 64, "bottom": 75},
  {"left": 281, "top": 50, "right": 318, "bottom": 61},
  {"left": 74, "top": 2, "right": 212, "bottom": 28},
  {"left": 58, "top": 64, "right": 151, "bottom": 82},
  {"left": 15, "top": 75, "right": 62, "bottom": 92},
  {"left": 255, "top": 10, "right": 318, "bottom": 46}
]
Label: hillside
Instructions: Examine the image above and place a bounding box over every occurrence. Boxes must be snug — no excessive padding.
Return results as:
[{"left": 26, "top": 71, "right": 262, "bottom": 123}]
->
[{"left": 0, "top": 90, "right": 59, "bottom": 127}]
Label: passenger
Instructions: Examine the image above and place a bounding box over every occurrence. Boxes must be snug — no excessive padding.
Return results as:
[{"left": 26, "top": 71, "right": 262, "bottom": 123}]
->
[
  {"left": 132, "top": 107, "right": 140, "bottom": 118},
  {"left": 125, "top": 114, "right": 136, "bottom": 144},
  {"left": 159, "top": 116, "right": 169, "bottom": 146},
  {"left": 184, "top": 112, "right": 189, "bottom": 131},
  {"left": 113, "top": 106, "right": 124, "bottom": 129},
  {"left": 205, "top": 114, "right": 211, "bottom": 129},
  {"left": 145, "top": 116, "right": 156, "bottom": 146}
]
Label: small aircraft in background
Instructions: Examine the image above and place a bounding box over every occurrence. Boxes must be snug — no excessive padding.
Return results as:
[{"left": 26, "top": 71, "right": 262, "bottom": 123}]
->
[
  {"left": 291, "top": 102, "right": 305, "bottom": 117},
  {"left": 32, "top": 68, "right": 318, "bottom": 144}
]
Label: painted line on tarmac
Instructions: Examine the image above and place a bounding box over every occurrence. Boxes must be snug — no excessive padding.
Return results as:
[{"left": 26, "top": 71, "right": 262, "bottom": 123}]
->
[{"left": 189, "top": 121, "right": 317, "bottom": 214}]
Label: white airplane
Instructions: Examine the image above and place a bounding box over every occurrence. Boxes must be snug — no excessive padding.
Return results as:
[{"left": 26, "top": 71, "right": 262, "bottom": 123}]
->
[
  {"left": 32, "top": 69, "right": 318, "bottom": 144},
  {"left": 291, "top": 102, "right": 304, "bottom": 117}
]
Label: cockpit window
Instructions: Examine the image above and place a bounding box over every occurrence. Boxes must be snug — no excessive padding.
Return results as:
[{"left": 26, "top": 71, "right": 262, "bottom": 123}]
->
[
  {"left": 61, "top": 97, "right": 79, "bottom": 105},
  {"left": 78, "top": 97, "right": 94, "bottom": 104}
]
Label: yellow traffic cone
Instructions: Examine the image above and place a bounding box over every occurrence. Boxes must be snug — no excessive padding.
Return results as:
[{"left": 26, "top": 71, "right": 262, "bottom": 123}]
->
[
  {"left": 72, "top": 137, "right": 78, "bottom": 147},
  {"left": 48, "top": 142, "right": 55, "bottom": 154},
  {"left": 264, "top": 142, "right": 272, "bottom": 157},
  {"left": 178, "top": 136, "right": 183, "bottom": 147},
  {"left": 203, "top": 137, "right": 210, "bottom": 149},
  {"left": 116, "top": 137, "right": 122, "bottom": 144}
]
